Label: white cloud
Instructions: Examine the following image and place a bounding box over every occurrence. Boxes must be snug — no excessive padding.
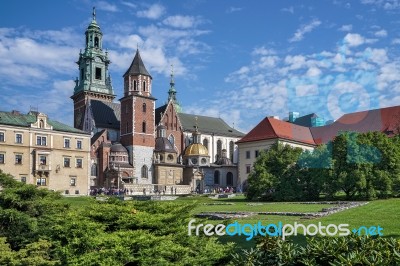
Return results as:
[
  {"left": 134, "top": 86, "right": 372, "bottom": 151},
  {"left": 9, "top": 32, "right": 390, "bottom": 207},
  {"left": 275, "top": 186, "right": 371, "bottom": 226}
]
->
[
  {"left": 344, "top": 33, "right": 365, "bottom": 47},
  {"left": 163, "top": 16, "right": 198, "bottom": 28},
  {"left": 306, "top": 66, "right": 321, "bottom": 77},
  {"left": 339, "top": 24, "right": 353, "bottom": 32},
  {"left": 289, "top": 19, "right": 321, "bottom": 42},
  {"left": 281, "top": 6, "right": 294, "bottom": 14},
  {"left": 375, "top": 29, "right": 388, "bottom": 37},
  {"left": 226, "top": 7, "right": 242, "bottom": 13},
  {"left": 295, "top": 84, "right": 318, "bottom": 97},
  {"left": 392, "top": 38, "right": 400, "bottom": 44},
  {"left": 97, "top": 1, "right": 119, "bottom": 12},
  {"left": 137, "top": 4, "right": 165, "bottom": 20}
]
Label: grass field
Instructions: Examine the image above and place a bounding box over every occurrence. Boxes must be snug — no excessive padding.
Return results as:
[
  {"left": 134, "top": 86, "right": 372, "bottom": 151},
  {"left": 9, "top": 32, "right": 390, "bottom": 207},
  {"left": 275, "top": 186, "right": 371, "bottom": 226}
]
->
[{"left": 59, "top": 195, "right": 400, "bottom": 249}]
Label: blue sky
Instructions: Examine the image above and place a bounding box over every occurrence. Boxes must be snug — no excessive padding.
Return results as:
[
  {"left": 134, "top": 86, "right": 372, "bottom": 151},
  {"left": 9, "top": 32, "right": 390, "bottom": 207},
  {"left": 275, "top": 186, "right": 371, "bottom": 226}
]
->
[{"left": 1, "top": 0, "right": 400, "bottom": 133}]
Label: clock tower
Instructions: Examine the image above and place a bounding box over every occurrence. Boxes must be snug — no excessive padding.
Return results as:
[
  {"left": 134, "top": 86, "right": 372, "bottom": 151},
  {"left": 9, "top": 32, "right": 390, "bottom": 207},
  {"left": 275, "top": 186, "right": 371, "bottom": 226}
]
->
[{"left": 71, "top": 7, "right": 115, "bottom": 129}]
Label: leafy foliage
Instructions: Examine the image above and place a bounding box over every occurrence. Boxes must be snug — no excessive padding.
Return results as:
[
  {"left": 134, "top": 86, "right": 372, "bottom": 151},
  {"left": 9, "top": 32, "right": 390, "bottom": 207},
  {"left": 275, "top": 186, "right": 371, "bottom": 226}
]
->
[
  {"left": 0, "top": 171, "right": 233, "bottom": 265},
  {"left": 231, "top": 234, "right": 400, "bottom": 266},
  {"left": 245, "top": 132, "right": 400, "bottom": 201}
]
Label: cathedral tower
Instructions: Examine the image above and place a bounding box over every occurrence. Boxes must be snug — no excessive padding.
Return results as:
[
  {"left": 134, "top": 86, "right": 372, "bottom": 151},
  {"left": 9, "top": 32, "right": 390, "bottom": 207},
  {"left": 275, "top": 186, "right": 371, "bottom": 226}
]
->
[
  {"left": 120, "top": 49, "right": 156, "bottom": 184},
  {"left": 71, "top": 7, "right": 115, "bottom": 129}
]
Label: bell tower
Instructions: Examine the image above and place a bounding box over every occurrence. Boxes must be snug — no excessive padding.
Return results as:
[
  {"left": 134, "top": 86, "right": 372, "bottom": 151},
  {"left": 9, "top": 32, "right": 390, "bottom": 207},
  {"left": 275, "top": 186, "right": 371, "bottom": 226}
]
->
[
  {"left": 120, "top": 49, "right": 156, "bottom": 184},
  {"left": 71, "top": 7, "right": 115, "bottom": 129}
]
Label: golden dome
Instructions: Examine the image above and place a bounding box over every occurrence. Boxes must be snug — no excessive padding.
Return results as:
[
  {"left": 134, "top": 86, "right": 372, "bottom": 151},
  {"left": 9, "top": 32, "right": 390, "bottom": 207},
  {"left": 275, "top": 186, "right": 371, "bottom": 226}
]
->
[{"left": 184, "top": 143, "right": 209, "bottom": 156}]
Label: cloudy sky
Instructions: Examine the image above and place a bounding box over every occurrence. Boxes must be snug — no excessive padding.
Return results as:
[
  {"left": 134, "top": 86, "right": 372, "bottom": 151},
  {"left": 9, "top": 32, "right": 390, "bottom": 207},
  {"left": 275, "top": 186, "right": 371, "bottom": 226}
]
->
[{"left": 1, "top": 0, "right": 400, "bottom": 133}]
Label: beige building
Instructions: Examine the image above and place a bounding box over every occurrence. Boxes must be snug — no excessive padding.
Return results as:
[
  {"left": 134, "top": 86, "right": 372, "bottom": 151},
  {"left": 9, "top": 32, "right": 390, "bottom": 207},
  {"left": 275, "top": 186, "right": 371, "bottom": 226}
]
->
[
  {"left": 0, "top": 110, "right": 91, "bottom": 195},
  {"left": 236, "top": 117, "right": 316, "bottom": 190}
]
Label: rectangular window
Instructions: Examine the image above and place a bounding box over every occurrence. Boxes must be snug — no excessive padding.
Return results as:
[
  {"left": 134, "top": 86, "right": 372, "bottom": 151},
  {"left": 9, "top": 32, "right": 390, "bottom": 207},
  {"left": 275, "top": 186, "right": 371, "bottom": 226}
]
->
[
  {"left": 36, "top": 136, "right": 47, "bottom": 146},
  {"left": 76, "top": 158, "right": 82, "bottom": 168},
  {"left": 77, "top": 140, "right": 82, "bottom": 149},
  {"left": 95, "top": 67, "right": 102, "bottom": 80},
  {"left": 75, "top": 190, "right": 80, "bottom": 195},
  {"left": 15, "top": 133, "right": 22, "bottom": 144},
  {"left": 255, "top": 150, "right": 259, "bottom": 158},
  {"left": 0, "top": 132, "right": 4, "bottom": 142},
  {"left": 64, "top": 138, "right": 70, "bottom": 148},
  {"left": 246, "top": 165, "right": 251, "bottom": 174},
  {"left": 0, "top": 154, "right": 4, "bottom": 164},
  {"left": 39, "top": 155, "right": 47, "bottom": 165},
  {"left": 65, "top": 190, "right": 69, "bottom": 195},
  {"left": 64, "top": 157, "right": 70, "bottom": 167},
  {"left": 246, "top": 151, "right": 250, "bottom": 159},
  {"left": 15, "top": 154, "right": 22, "bottom": 164},
  {"left": 21, "top": 176, "right": 26, "bottom": 183},
  {"left": 36, "top": 178, "right": 46, "bottom": 186},
  {"left": 70, "top": 177, "right": 76, "bottom": 186}
]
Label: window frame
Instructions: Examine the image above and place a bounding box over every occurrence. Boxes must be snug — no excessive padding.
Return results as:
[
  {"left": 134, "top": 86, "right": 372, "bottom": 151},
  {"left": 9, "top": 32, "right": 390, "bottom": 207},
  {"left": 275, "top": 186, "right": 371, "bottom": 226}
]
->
[
  {"left": 15, "top": 154, "right": 22, "bottom": 165},
  {"left": 39, "top": 155, "right": 47, "bottom": 165},
  {"left": 76, "top": 140, "right": 82, "bottom": 149},
  {"left": 64, "top": 157, "right": 71, "bottom": 168},
  {"left": 0, "top": 153, "right": 5, "bottom": 164},
  {"left": 0, "top": 131, "right": 4, "bottom": 142},
  {"left": 246, "top": 151, "right": 251, "bottom": 159},
  {"left": 15, "top": 133, "right": 23, "bottom": 144},
  {"left": 76, "top": 158, "right": 83, "bottom": 168},
  {"left": 36, "top": 135, "right": 47, "bottom": 146},
  {"left": 36, "top": 177, "right": 47, "bottom": 186},
  {"left": 64, "top": 138, "right": 71, "bottom": 148}
]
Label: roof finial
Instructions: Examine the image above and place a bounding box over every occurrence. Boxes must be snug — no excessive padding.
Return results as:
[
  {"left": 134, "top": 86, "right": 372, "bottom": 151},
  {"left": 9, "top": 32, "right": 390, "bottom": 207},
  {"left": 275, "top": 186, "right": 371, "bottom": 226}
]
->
[{"left": 92, "top": 7, "right": 96, "bottom": 21}]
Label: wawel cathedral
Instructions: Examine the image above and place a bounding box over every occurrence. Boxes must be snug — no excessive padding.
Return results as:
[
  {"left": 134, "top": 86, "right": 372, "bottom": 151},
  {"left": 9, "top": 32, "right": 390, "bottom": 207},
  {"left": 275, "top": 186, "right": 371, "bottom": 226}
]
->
[{"left": 71, "top": 9, "right": 244, "bottom": 194}]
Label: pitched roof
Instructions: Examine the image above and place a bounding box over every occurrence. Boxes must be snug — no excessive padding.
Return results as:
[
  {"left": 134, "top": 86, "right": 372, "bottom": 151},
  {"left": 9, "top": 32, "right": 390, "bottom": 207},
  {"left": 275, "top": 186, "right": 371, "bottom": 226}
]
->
[
  {"left": 177, "top": 113, "right": 245, "bottom": 138},
  {"left": 90, "top": 100, "right": 120, "bottom": 130},
  {"left": 237, "top": 117, "right": 315, "bottom": 145},
  {"left": 123, "top": 49, "right": 151, "bottom": 77},
  {"left": 0, "top": 111, "right": 87, "bottom": 134},
  {"left": 310, "top": 105, "right": 400, "bottom": 144},
  {"left": 155, "top": 104, "right": 168, "bottom": 126}
]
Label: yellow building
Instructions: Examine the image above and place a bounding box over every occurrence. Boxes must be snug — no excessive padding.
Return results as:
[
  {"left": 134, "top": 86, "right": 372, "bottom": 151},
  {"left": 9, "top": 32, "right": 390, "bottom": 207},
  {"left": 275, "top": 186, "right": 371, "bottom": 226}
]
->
[{"left": 0, "top": 110, "right": 91, "bottom": 195}]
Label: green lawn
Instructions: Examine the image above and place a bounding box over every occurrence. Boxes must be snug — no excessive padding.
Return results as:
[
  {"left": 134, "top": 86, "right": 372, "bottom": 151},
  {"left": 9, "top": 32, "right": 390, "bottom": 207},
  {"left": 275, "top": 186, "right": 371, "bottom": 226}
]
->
[{"left": 58, "top": 195, "right": 400, "bottom": 249}]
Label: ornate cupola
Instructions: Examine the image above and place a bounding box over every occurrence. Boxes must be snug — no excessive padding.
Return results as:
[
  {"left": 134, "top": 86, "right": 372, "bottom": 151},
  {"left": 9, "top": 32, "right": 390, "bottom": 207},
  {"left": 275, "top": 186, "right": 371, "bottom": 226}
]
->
[
  {"left": 167, "top": 65, "right": 182, "bottom": 112},
  {"left": 183, "top": 117, "right": 210, "bottom": 167},
  {"left": 71, "top": 7, "right": 115, "bottom": 129}
]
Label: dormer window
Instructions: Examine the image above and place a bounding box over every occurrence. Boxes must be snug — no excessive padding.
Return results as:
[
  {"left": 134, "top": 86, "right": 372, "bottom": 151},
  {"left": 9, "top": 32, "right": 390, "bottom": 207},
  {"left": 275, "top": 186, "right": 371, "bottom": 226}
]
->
[{"left": 39, "top": 119, "right": 44, "bottom": 128}]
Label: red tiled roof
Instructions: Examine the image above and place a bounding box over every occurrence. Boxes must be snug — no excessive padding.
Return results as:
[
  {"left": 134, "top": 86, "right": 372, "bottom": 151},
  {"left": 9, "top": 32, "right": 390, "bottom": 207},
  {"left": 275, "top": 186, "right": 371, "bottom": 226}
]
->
[
  {"left": 311, "top": 105, "right": 400, "bottom": 144},
  {"left": 237, "top": 117, "right": 316, "bottom": 145},
  {"left": 237, "top": 105, "right": 400, "bottom": 146}
]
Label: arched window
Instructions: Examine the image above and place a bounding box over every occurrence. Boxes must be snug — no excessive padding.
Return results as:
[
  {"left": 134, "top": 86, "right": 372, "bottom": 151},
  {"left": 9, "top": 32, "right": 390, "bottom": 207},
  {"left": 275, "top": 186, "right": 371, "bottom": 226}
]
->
[
  {"left": 226, "top": 172, "right": 233, "bottom": 186},
  {"left": 214, "top": 170, "right": 220, "bottom": 185},
  {"left": 39, "top": 119, "right": 44, "bottom": 128},
  {"left": 229, "top": 141, "right": 234, "bottom": 160},
  {"left": 143, "top": 81, "right": 146, "bottom": 91},
  {"left": 133, "top": 80, "right": 137, "bottom": 91},
  {"left": 94, "top": 37, "right": 99, "bottom": 48},
  {"left": 203, "top": 138, "right": 208, "bottom": 150},
  {"left": 217, "top": 140, "right": 222, "bottom": 159},
  {"left": 168, "top": 134, "right": 175, "bottom": 147},
  {"left": 91, "top": 164, "right": 98, "bottom": 176},
  {"left": 141, "top": 165, "right": 148, "bottom": 179},
  {"left": 142, "top": 103, "right": 146, "bottom": 113},
  {"left": 142, "top": 121, "right": 146, "bottom": 133}
]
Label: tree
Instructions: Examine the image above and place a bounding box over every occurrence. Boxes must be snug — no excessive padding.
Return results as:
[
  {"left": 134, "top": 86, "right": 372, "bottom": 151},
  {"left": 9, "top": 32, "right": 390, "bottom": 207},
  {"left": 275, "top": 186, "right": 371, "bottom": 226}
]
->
[{"left": 246, "top": 142, "right": 303, "bottom": 200}]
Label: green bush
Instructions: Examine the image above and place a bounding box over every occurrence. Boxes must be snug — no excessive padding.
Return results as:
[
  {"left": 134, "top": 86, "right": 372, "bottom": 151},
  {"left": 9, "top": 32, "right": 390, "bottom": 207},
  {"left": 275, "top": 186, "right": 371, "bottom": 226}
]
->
[{"left": 230, "top": 234, "right": 400, "bottom": 265}]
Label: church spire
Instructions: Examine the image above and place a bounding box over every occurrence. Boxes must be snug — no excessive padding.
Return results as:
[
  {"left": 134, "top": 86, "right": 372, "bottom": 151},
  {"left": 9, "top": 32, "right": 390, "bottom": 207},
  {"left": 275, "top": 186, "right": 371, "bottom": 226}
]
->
[
  {"left": 92, "top": 6, "right": 96, "bottom": 21},
  {"left": 167, "top": 64, "right": 182, "bottom": 112}
]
